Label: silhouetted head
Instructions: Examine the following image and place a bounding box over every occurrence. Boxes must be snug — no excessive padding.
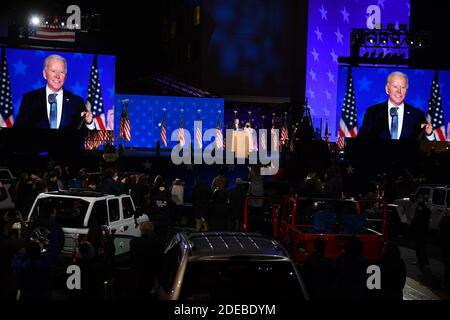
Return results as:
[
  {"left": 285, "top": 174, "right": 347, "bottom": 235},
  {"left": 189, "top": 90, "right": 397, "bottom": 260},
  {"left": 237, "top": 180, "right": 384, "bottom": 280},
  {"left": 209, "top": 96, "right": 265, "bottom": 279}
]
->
[
  {"left": 140, "top": 221, "right": 155, "bottom": 237},
  {"left": 381, "top": 241, "right": 401, "bottom": 259}
]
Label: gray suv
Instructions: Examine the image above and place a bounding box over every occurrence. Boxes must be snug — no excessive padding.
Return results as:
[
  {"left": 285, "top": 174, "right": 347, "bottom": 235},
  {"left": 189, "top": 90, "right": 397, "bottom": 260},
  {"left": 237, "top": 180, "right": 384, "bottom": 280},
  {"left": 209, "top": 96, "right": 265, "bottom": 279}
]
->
[{"left": 157, "top": 232, "right": 309, "bottom": 300}]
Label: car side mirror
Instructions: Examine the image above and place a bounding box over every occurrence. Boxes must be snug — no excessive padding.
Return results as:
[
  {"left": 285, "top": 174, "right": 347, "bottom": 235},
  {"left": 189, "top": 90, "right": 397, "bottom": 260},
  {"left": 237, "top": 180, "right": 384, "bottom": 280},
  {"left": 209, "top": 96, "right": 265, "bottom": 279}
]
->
[{"left": 134, "top": 206, "right": 143, "bottom": 218}]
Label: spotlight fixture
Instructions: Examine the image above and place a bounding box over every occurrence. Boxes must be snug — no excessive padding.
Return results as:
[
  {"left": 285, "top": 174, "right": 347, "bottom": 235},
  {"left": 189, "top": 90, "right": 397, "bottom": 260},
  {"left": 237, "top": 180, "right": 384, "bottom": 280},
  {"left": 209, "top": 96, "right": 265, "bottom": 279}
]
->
[
  {"left": 379, "top": 33, "right": 388, "bottom": 45},
  {"left": 391, "top": 32, "right": 401, "bottom": 46},
  {"left": 30, "top": 16, "right": 41, "bottom": 26},
  {"left": 366, "top": 32, "right": 376, "bottom": 44}
]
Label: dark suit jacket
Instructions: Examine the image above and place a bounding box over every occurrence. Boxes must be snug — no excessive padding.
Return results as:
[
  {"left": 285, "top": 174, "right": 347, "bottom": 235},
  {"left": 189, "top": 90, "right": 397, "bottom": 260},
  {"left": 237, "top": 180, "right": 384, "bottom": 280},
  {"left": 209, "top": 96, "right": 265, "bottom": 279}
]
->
[
  {"left": 14, "top": 87, "right": 87, "bottom": 129},
  {"left": 358, "top": 102, "right": 427, "bottom": 140}
]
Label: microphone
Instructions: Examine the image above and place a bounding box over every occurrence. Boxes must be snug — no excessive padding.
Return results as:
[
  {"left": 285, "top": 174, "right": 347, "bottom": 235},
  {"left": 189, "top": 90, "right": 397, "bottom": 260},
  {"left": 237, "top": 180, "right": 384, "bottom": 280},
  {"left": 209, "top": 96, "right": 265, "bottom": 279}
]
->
[
  {"left": 78, "top": 112, "right": 87, "bottom": 130},
  {"left": 389, "top": 107, "right": 397, "bottom": 117},
  {"left": 78, "top": 101, "right": 92, "bottom": 130},
  {"left": 48, "top": 93, "right": 56, "bottom": 105}
]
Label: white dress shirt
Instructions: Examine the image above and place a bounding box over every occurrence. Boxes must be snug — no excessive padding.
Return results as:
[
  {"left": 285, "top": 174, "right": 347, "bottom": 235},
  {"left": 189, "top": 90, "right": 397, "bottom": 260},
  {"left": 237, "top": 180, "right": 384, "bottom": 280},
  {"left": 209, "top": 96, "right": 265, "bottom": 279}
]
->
[
  {"left": 46, "top": 86, "right": 63, "bottom": 129},
  {"left": 387, "top": 99, "right": 434, "bottom": 140},
  {"left": 45, "top": 86, "right": 95, "bottom": 130}
]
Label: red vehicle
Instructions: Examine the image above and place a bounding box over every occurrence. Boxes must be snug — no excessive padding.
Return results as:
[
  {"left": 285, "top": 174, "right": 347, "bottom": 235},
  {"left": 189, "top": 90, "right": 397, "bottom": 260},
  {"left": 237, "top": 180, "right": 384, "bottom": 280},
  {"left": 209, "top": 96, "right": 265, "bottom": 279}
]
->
[
  {"left": 277, "top": 197, "right": 388, "bottom": 264},
  {"left": 242, "top": 196, "right": 388, "bottom": 264}
]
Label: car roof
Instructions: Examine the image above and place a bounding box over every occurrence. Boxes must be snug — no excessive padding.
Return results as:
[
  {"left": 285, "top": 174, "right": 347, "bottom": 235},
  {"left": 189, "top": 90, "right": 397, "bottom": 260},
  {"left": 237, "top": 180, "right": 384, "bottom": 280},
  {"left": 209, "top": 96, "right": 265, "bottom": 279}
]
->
[
  {"left": 182, "top": 232, "right": 290, "bottom": 259},
  {"left": 39, "top": 189, "right": 122, "bottom": 199},
  {"left": 418, "top": 184, "right": 450, "bottom": 189}
]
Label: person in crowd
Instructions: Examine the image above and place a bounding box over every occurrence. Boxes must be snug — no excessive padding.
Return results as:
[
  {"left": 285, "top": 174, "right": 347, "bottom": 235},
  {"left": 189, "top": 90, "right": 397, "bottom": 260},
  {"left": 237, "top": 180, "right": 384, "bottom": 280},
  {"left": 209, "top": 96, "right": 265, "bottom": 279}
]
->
[
  {"left": 0, "top": 181, "right": 7, "bottom": 202},
  {"left": 208, "top": 189, "right": 231, "bottom": 231},
  {"left": 211, "top": 168, "right": 228, "bottom": 192},
  {"left": 358, "top": 71, "right": 434, "bottom": 140},
  {"left": 228, "top": 178, "right": 248, "bottom": 231},
  {"left": 129, "top": 221, "right": 164, "bottom": 299},
  {"left": 409, "top": 195, "right": 431, "bottom": 265},
  {"left": 11, "top": 209, "right": 62, "bottom": 300},
  {"left": 438, "top": 208, "right": 450, "bottom": 291},
  {"left": 324, "top": 166, "right": 343, "bottom": 198},
  {"left": 301, "top": 237, "right": 334, "bottom": 300},
  {"left": 375, "top": 241, "right": 406, "bottom": 300},
  {"left": 192, "top": 176, "right": 211, "bottom": 232},
  {"left": 233, "top": 118, "right": 240, "bottom": 131},
  {"left": 0, "top": 211, "right": 29, "bottom": 300},
  {"left": 97, "top": 168, "right": 121, "bottom": 195},
  {"left": 46, "top": 171, "right": 59, "bottom": 192},
  {"left": 86, "top": 223, "right": 115, "bottom": 267},
  {"left": 170, "top": 178, "right": 184, "bottom": 206},
  {"left": 13, "top": 173, "right": 34, "bottom": 216},
  {"left": 170, "top": 178, "right": 186, "bottom": 225},
  {"left": 150, "top": 175, "right": 174, "bottom": 241},
  {"left": 333, "top": 235, "right": 369, "bottom": 300},
  {"left": 303, "top": 171, "right": 324, "bottom": 197},
  {"left": 13, "top": 54, "right": 94, "bottom": 130},
  {"left": 247, "top": 165, "right": 265, "bottom": 232},
  {"left": 71, "top": 241, "right": 110, "bottom": 300}
]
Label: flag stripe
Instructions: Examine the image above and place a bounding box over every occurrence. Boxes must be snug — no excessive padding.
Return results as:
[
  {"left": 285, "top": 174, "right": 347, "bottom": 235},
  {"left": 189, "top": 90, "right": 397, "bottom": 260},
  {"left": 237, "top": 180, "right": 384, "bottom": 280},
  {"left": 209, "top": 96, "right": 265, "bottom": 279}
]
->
[
  {"left": 29, "top": 27, "right": 75, "bottom": 42},
  {"left": 427, "top": 70, "right": 446, "bottom": 141},
  {"left": 338, "top": 67, "right": 358, "bottom": 148},
  {"left": 0, "top": 48, "right": 14, "bottom": 128}
]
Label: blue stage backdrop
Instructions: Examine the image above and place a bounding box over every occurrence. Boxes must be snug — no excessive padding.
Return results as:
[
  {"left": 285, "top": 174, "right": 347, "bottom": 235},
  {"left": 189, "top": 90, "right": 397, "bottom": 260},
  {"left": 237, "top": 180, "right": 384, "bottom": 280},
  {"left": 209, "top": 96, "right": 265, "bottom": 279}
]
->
[
  {"left": 306, "top": 0, "right": 410, "bottom": 138},
  {"left": 336, "top": 67, "right": 450, "bottom": 134},
  {"left": 114, "top": 95, "right": 224, "bottom": 149},
  {"left": 6, "top": 48, "right": 115, "bottom": 128}
]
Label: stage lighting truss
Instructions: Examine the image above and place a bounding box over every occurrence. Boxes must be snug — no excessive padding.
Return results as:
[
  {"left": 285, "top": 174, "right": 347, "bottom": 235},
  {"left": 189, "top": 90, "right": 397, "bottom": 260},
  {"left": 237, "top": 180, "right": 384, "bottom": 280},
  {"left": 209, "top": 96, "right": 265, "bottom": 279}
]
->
[{"left": 350, "top": 28, "right": 430, "bottom": 51}]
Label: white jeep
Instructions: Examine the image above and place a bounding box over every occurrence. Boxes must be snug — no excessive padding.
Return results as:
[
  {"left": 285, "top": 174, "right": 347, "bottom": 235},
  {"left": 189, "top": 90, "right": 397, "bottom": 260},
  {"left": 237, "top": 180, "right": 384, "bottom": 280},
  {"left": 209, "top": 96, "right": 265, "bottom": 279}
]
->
[
  {"left": 393, "top": 185, "right": 450, "bottom": 231},
  {"left": 26, "top": 189, "right": 149, "bottom": 257}
]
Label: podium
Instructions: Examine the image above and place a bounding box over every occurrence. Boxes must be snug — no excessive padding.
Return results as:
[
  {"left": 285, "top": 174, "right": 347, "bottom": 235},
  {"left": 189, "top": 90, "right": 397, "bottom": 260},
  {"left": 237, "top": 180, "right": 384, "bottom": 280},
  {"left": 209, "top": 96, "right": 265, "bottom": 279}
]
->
[{"left": 231, "top": 130, "right": 249, "bottom": 158}]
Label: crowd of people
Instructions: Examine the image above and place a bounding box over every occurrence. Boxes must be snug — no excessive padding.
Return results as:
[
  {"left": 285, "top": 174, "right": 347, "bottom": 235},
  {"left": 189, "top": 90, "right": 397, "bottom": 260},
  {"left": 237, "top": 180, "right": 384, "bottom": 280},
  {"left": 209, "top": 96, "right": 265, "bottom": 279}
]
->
[{"left": 1, "top": 159, "right": 450, "bottom": 300}]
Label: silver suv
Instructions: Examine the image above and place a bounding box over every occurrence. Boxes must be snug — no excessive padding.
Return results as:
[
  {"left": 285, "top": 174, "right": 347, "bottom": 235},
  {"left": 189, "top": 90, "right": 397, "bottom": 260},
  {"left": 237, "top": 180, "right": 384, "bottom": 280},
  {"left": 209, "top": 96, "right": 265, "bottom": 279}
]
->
[{"left": 158, "top": 232, "right": 308, "bottom": 300}]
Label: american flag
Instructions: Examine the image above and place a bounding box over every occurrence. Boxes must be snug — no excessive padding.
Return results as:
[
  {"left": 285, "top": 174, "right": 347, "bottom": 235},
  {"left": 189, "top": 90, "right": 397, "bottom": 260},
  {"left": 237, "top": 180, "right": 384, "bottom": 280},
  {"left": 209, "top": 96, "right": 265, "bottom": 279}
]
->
[
  {"left": 260, "top": 117, "right": 267, "bottom": 150},
  {"left": 195, "top": 110, "right": 202, "bottom": 149},
  {"left": 178, "top": 111, "right": 185, "bottom": 147},
  {"left": 271, "top": 117, "right": 279, "bottom": 152},
  {"left": 160, "top": 109, "right": 167, "bottom": 147},
  {"left": 337, "top": 67, "right": 357, "bottom": 149},
  {"left": 426, "top": 70, "right": 446, "bottom": 141},
  {"left": 87, "top": 54, "right": 106, "bottom": 130},
  {"left": 324, "top": 119, "right": 330, "bottom": 142},
  {"left": 120, "top": 101, "right": 131, "bottom": 142},
  {"left": 0, "top": 48, "right": 14, "bottom": 128},
  {"left": 216, "top": 113, "right": 223, "bottom": 149},
  {"left": 280, "top": 113, "right": 289, "bottom": 147},
  {"left": 84, "top": 130, "right": 113, "bottom": 150},
  {"left": 28, "top": 27, "right": 76, "bottom": 42}
]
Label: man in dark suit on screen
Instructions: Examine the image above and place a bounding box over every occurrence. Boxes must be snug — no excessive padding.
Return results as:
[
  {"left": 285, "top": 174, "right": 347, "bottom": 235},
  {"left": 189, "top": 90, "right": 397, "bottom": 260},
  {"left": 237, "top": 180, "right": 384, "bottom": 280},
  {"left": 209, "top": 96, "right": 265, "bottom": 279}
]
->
[
  {"left": 14, "top": 54, "right": 94, "bottom": 130},
  {"left": 358, "top": 71, "right": 434, "bottom": 140}
]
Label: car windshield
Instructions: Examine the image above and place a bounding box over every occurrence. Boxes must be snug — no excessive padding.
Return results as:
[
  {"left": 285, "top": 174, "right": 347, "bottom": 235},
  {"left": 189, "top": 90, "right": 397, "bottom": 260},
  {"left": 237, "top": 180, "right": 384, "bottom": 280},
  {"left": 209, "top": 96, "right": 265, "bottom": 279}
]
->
[
  {"left": 179, "top": 260, "right": 305, "bottom": 300},
  {"left": 0, "top": 170, "right": 13, "bottom": 183},
  {"left": 30, "top": 197, "right": 90, "bottom": 228},
  {"left": 294, "top": 199, "right": 384, "bottom": 234}
]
